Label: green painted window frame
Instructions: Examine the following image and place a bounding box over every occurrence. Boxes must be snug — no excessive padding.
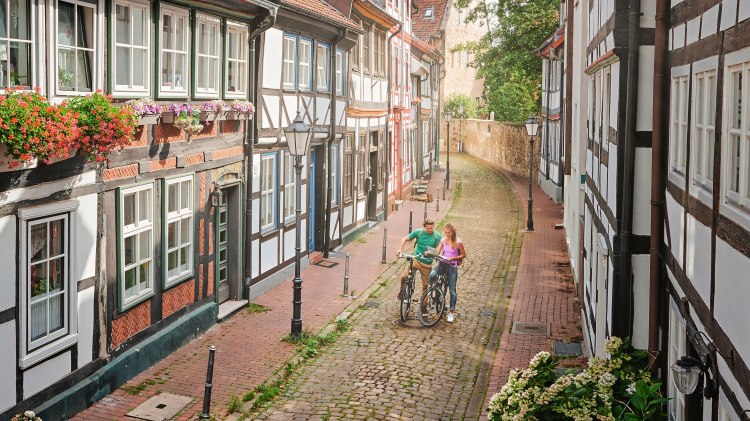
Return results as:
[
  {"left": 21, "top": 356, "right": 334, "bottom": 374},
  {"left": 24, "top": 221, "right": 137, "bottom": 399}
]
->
[
  {"left": 117, "top": 181, "right": 156, "bottom": 312},
  {"left": 194, "top": 12, "right": 221, "bottom": 99},
  {"left": 157, "top": 3, "right": 190, "bottom": 98},
  {"left": 162, "top": 174, "right": 195, "bottom": 289},
  {"left": 110, "top": 0, "right": 151, "bottom": 97}
]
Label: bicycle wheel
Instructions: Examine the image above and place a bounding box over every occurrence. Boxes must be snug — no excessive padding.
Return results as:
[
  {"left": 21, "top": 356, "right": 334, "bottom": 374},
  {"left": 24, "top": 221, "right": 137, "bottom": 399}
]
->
[
  {"left": 399, "top": 278, "right": 413, "bottom": 322},
  {"left": 418, "top": 285, "right": 446, "bottom": 327}
]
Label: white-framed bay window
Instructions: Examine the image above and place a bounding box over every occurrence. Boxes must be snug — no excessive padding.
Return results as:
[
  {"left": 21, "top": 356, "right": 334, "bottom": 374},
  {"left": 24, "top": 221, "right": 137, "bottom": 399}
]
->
[
  {"left": 163, "top": 175, "right": 193, "bottom": 287},
  {"left": 159, "top": 5, "right": 188, "bottom": 96},
  {"left": 0, "top": 0, "right": 34, "bottom": 90},
  {"left": 225, "top": 21, "right": 248, "bottom": 98},
  {"left": 691, "top": 62, "right": 717, "bottom": 191},
  {"left": 316, "top": 43, "right": 329, "bottom": 92},
  {"left": 195, "top": 13, "right": 220, "bottom": 97},
  {"left": 298, "top": 38, "right": 311, "bottom": 91},
  {"left": 283, "top": 152, "right": 295, "bottom": 221},
  {"left": 282, "top": 34, "right": 296, "bottom": 90},
  {"left": 18, "top": 200, "right": 79, "bottom": 368},
  {"left": 112, "top": 0, "right": 149, "bottom": 96},
  {"left": 56, "top": 0, "right": 98, "bottom": 94},
  {"left": 670, "top": 67, "right": 689, "bottom": 176},
  {"left": 118, "top": 183, "right": 154, "bottom": 310},
  {"left": 261, "top": 152, "right": 277, "bottom": 232},
  {"left": 723, "top": 49, "right": 750, "bottom": 214}
]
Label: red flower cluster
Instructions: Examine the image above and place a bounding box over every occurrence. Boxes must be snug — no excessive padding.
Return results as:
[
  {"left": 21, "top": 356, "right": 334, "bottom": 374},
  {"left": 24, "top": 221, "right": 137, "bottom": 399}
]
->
[{"left": 67, "top": 92, "right": 138, "bottom": 162}]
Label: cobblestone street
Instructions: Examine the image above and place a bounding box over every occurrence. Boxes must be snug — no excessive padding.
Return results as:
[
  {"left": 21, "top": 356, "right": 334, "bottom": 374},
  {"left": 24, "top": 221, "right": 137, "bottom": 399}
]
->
[{"left": 256, "top": 154, "right": 522, "bottom": 421}]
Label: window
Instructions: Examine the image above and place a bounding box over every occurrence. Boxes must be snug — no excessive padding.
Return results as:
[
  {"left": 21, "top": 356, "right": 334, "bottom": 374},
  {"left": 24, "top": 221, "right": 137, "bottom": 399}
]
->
[
  {"left": 119, "top": 183, "right": 154, "bottom": 309},
  {"left": 261, "top": 153, "right": 277, "bottom": 231},
  {"left": 424, "top": 6, "right": 434, "bottom": 18},
  {"left": 379, "top": 33, "right": 386, "bottom": 75},
  {"left": 316, "top": 43, "right": 329, "bottom": 92},
  {"left": 0, "top": 0, "right": 32, "bottom": 90},
  {"left": 421, "top": 74, "right": 430, "bottom": 97},
  {"left": 160, "top": 6, "right": 189, "bottom": 96},
  {"left": 195, "top": 14, "right": 220, "bottom": 96},
  {"left": 331, "top": 145, "right": 339, "bottom": 205},
  {"left": 283, "top": 152, "right": 295, "bottom": 221},
  {"left": 670, "top": 75, "right": 689, "bottom": 174},
  {"left": 724, "top": 63, "right": 750, "bottom": 209},
  {"left": 378, "top": 132, "right": 384, "bottom": 188},
  {"left": 336, "top": 49, "right": 344, "bottom": 95},
  {"left": 57, "top": 0, "right": 96, "bottom": 94},
  {"left": 344, "top": 134, "right": 353, "bottom": 201},
  {"left": 692, "top": 70, "right": 716, "bottom": 189},
  {"left": 357, "top": 134, "right": 366, "bottom": 196},
  {"left": 226, "top": 23, "right": 248, "bottom": 97},
  {"left": 19, "top": 201, "right": 79, "bottom": 368},
  {"left": 113, "top": 1, "right": 149, "bottom": 95},
  {"left": 298, "top": 38, "right": 311, "bottom": 91},
  {"left": 352, "top": 17, "right": 360, "bottom": 69},
  {"left": 372, "top": 28, "right": 381, "bottom": 75},
  {"left": 164, "top": 176, "right": 193, "bottom": 286},
  {"left": 283, "top": 35, "right": 297, "bottom": 89},
  {"left": 667, "top": 305, "right": 686, "bottom": 421},
  {"left": 363, "top": 24, "right": 370, "bottom": 72}
]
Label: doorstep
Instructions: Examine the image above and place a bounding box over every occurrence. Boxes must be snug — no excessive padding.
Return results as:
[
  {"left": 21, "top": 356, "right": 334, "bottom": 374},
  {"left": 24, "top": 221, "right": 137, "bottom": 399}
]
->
[{"left": 218, "top": 299, "right": 248, "bottom": 321}]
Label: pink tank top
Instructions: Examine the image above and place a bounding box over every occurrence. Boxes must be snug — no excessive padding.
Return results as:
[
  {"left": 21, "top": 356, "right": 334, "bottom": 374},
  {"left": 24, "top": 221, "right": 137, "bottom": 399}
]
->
[{"left": 443, "top": 239, "right": 461, "bottom": 267}]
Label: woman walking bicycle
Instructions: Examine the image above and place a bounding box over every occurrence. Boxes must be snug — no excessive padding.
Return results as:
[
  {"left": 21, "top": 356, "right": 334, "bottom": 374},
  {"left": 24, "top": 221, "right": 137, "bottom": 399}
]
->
[{"left": 428, "top": 223, "right": 466, "bottom": 323}]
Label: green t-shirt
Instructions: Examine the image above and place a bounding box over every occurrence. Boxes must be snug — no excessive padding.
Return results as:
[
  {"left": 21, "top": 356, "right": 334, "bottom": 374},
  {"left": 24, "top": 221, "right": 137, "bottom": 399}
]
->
[{"left": 408, "top": 229, "right": 442, "bottom": 264}]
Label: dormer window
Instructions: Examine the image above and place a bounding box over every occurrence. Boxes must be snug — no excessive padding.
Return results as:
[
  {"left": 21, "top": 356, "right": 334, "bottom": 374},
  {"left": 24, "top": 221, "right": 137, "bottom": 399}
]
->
[{"left": 424, "top": 7, "right": 434, "bottom": 19}]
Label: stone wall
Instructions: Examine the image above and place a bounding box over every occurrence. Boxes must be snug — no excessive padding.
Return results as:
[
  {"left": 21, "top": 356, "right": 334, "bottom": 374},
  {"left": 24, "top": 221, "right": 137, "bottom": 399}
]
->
[{"left": 441, "top": 119, "right": 539, "bottom": 182}]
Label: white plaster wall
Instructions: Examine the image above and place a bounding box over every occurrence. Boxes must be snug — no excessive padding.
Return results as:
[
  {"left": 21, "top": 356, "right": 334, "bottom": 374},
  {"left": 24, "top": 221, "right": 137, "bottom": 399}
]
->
[
  {"left": 607, "top": 143, "right": 618, "bottom": 211},
  {"left": 636, "top": 47, "right": 654, "bottom": 132},
  {"left": 714, "top": 239, "right": 750, "bottom": 365},
  {"left": 352, "top": 73, "right": 362, "bottom": 102},
  {"left": 717, "top": 356, "right": 750, "bottom": 414},
  {"left": 356, "top": 200, "right": 366, "bottom": 222},
  {"left": 684, "top": 214, "right": 712, "bottom": 303},
  {"left": 0, "top": 216, "right": 16, "bottom": 311},
  {"left": 252, "top": 198, "right": 260, "bottom": 234},
  {"left": 252, "top": 239, "right": 259, "bottom": 278},
  {"left": 262, "top": 28, "right": 283, "bottom": 90},
  {"left": 0, "top": 171, "right": 96, "bottom": 207},
  {"left": 610, "top": 63, "right": 620, "bottom": 132},
  {"left": 284, "top": 228, "right": 295, "bottom": 261},
  {"left": 283, "top": 95, "right": 298, "bottom": 127},
  {"left": 363, "top": 75, "right": 372, "bottom": 102},
  {"left": 262, "top": 95, "right": 280, "bottom": 130},
  {"left": 631, "top": 254, "right": 650, "bottom": 349},
  {"left": 75, "top": 194, "right": 97, "bottom": 280},
  {"left": 720, "top": 0, "right": 738, "bottom": 31},
  {"left": 686, "top": 16, "right": 701, "bottom": 45},
  {"left": 23, "top": 351, "right": 71, "bottom": 399},
  {"left": 330, "top": 211, "right": 340, "bottom": 240},
  {"left": 673, "top": 23, "right": 686, "bottom": 49},
  {"left": 77, "top": 286, "right": 95, "bottom": 367},
  {"left": 344, "top": 204, "right": 354, "bottom": 227},
  {"left": 632, "top": 148, "right": 652, "bottom": 236},
  {"left": 665, "top": 194, "right": 684, "bottom": 264},
  {"left": 739, "top": 0, "right": 750, "bottom": 23},
  {"left": 702, "top": 5, "right": 720, "bottom": 39},
  {"left": 0, "top": 321, "right": 16, "bottom": 412},
  {"left": 316, "top": 97, "right": 330, "bottom": 124},
  {"left": 260, "top": 237, "right": 279, "bottom": 273}
]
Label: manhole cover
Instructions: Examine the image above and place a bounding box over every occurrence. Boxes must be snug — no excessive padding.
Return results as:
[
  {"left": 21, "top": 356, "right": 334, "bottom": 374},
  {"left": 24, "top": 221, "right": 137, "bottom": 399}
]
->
[
  {"left": 554, "top": 341, "right": 583, "bottom": 356},
  {"left": 126, "top": 392, "right": 193, "bottom": 421},
  {"left": 315, "top": 259, "right": 339, "bottom": 268},
  {"left": 511, "top": 321, "right": 549, "bottom": 335},
  {"left": 555, "top": 367, "right": 584, "bottom": 376},
  {"left": 364, "top": 300, "right": 380, "bottom": 308},
  {"left": 479, "top": 309, "right": 495, "bottom": 317}
]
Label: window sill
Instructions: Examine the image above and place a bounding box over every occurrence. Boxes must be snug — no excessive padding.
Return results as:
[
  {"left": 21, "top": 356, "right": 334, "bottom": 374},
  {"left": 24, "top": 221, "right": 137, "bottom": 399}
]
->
[
  {"left": 689, "top": 180, "right": 713, "bottom": 208},
  {"left": 20, "top": 334, "right": 78, "bottom": 369},
  {"left": 164, "top": 272, "right": 194, "bottom": 290},
  {"left": 343, "top": 197, "right": 353, "bottom": 205},
  {"left": 721, "top": 197, "right": 750, "bottom": 232},
  {"left": 120, "top": 290, "right": 155, "bottom": 313},
  {"left": 260, "top": 226, "right": 278, "bottom": 238}
]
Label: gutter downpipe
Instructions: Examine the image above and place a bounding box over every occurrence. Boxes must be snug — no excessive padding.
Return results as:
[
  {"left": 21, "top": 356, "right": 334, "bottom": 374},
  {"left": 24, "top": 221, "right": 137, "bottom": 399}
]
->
[
  {"left": 324, "top": 29, "right": 348, "bottom": 258},
  {"left": 244, "top": 7, "right": 277, "bottom": 298},
  {"left": 617, "top": 0, "right": 640, "bottom": 338},
  {"left": 649, "top": 0, "right": 668, "bottom": 352},
  {"left": 384, "top": 22, "right": 403, "bottom": 221},
  {"left": 557, "top": 48, "right": 565, "bottom": 199},
  {"left": 544, "top": 52, "right": 552, "bottom": 180}
]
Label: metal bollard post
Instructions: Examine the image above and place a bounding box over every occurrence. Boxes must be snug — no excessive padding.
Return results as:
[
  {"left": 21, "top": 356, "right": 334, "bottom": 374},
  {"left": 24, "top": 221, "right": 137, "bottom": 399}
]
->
[
  {"left": 408, "top": 211, "right": 413, "bottom": 234},
  {"left": 436, "top": 193, "right": 440, "bottom": 212},
  {"left": 442, "top": 186, "right": 446, "bottom": 200},
  {"left": 423, "top": 201, "right": 427, "bottom": 221},
  {"left": 200, "top": 346, "right": 217, "bottom": 419},
  {"left": 381, "top": 228, "right": 387, "bottom": 263},
  {"left": 343, "top": 254, "right": 350, "bottom": 296}
]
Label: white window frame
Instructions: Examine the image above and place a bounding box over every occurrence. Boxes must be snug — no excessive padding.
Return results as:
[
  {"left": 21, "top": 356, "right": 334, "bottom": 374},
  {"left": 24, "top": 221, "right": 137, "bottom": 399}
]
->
[
  {"left": 691, "top": 57, "right": 718, "bottom": 196},
  {"left": 112, "top": 0, "right": 150, "bottom": 96},
  {"left": 282, "top": 34, "right": 297, "bottom": 90},
  {"left": 298, "top": 38, "right": 312, "bottom": 91},
  {"left": 118, "top": 182, "right": 155, "bottom": 310},
  {"left": 164, "top": 175, "right": 194, "bottom": 287},
  {"left": 55, "top": 0, "right": 98, "bottom": 95},
  {"left": 316, "top": 43, "right": 329, "bottom": 92},
  {"left": 336, "top": 49, "right": 344, "bottom": 95},
  {"left": 283, "top": 152, "right": 295, "bottom": 222},
  {"left": 670, "top": 65, "right": 690, "bottom": 182},
  {"left": 331, "top": 144, "right": 338, "bottom": 205},
  {"left": 0, "top": 0, "right": 35, "bottom": 90},
  {"left": 18, "top": 200, "right": 80, "bottom": 369},
  {"left": 194, "top": 13, "right": 220, "bottom": 98},
  {"left": 158, "top": 5, "right": 189, "bottom": 97},
  {"left": 722, "top": 48, "right": 750, "bottom": 223},
  {"left": 261, "top": 153, "right": 277, "bottom": 232},
  {"left": 225, "top": 21, "right": 248, "bottom": 98},
  {"left": 667, "top": 302, "right": 686, "bottom": 421}
]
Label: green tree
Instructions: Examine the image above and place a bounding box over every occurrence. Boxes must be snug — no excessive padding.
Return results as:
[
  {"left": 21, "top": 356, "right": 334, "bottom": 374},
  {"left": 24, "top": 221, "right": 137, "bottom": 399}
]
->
[
  {"left": 455, "top": 0, "right": 559, "bottom": 122},
  {"left": 444, "top": 94, "right": 479, "bottom": 118}
]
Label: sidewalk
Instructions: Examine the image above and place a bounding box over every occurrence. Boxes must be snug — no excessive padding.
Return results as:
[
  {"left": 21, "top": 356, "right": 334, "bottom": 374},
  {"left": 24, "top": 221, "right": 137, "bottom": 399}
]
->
[
  {"left": 73, "top": 174, "right": 455, "bottom": 421},
  {"left": 480, "top": 173, "right": 583, "bottom": 420}
]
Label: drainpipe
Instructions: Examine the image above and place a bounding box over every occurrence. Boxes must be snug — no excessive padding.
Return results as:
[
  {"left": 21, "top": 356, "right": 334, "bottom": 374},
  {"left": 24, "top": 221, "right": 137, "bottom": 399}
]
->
[
  {"left": 649, "top": 0, "right": 668, "bottom": 352},
  {"left": 324, "top": 29, "right": 348, "bottom": 258},
  {"left": 557, "top": 49, "right": 565, "bottom": 200},
  {"left": 244, "top": 8, "right": 277, "bottom": 298},
  {"left": 544, "top": 53, "right": 553, "bottom": 181},
  {"left": 383, "top": 23, "right": 403, "bottom": 221},
  {"left": 616, "top": 0, "right": 640, "bottom": 338}
]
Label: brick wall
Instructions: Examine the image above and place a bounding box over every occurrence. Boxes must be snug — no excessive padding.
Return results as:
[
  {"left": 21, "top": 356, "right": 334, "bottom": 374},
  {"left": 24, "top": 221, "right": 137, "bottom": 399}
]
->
[{"left": 442, "top": 119, "right": 539, "bottom": 181}]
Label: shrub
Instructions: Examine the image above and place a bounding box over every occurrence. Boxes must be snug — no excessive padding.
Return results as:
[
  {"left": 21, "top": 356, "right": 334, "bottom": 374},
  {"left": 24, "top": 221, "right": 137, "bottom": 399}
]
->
[{"left": 67, "top": 92, "right": 137, "bottom": 162}]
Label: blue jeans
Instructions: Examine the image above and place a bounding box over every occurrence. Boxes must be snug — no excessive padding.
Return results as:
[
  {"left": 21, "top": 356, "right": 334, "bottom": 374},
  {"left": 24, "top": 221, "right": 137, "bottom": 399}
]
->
[{"left": 429, "top": 263, "right": 458, "bottom": 310}]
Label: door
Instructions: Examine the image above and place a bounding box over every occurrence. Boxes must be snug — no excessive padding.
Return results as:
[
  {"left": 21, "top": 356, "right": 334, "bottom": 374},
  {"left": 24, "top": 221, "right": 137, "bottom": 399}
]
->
[
  {"left": 308, "top": 150, "right": 316, "bottom": 252},
  {"left": 368, "top": 150, "right": 378, "bottom": 220},
  {"left": 216, "top": 184, "right": 241, "bottom": 304}
]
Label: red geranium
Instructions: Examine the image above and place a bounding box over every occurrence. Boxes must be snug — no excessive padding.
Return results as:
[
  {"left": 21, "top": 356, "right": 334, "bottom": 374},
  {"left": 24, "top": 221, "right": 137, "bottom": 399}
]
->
[{"left": 67, "top": 92, "right": 138, "bottom": 162}]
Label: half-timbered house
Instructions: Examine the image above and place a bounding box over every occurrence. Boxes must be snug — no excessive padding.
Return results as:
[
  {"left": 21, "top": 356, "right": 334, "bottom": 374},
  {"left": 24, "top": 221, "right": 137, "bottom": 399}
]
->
[{"left": 410, "top": 35, "right": 440, "bottom": 180}]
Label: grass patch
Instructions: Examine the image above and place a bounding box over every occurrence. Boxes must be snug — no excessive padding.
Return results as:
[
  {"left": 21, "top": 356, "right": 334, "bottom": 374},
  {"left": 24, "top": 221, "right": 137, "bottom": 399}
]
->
[
  {"left": 122, "top": 382, "right": 149, "bottom": 395},
  {"left": 242, "top": 391, "right": 256, "bottom": 402},
  {"left": 247, "top": 303, "right": 271, "bottom": 314},
  {"left": 227, "top": 395, "right": 242, "bottom": 413}
]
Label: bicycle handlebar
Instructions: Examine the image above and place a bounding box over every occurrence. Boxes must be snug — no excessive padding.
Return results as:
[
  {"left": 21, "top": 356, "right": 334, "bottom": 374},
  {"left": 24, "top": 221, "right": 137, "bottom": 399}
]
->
[{"left": 397, "top": 251, "right": 426, "bottom": 260}]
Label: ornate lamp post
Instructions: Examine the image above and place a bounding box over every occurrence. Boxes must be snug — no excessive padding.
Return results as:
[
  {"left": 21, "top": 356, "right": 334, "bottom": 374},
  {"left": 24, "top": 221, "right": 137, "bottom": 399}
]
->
[
  {"left": 443, "top": 110, "right": 453, "bottom": 187},
  {"left": 457, "top": 105, "right": 464, "bottom": 153},
  {"left": 284, "top": 111, "right": 313, "bottom": 336},
  {"left": 524, "top": 115, "right": 540, "bottom": 231}
]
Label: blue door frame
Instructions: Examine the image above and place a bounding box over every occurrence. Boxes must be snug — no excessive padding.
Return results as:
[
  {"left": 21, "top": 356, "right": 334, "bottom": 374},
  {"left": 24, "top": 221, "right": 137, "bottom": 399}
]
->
[{"left": 308, "top": 150, "right": 316, "bottom": 252}]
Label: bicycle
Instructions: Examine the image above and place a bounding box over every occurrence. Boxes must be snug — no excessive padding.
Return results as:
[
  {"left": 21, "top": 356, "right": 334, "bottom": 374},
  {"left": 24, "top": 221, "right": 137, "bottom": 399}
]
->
[
  {"left": 397, "top": 251, "right": 423, "bottom": 323},
  {"left": 418, "top": 255, "right": 450, "bottom": 327}
]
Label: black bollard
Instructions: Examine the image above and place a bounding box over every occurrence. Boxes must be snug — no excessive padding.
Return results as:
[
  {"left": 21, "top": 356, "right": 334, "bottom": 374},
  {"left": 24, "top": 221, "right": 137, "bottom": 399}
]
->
[
  {"left": 200, "top": 346, "right": 217, "bottom": 419},
  {"left": 436, "top": 193, "right": 440, "bottom": 212},
  {"left": 442, "top": 186, "right": 446, "bottom": 200},
  {"left": 408, "top": 211, "right": 413, "bottom": 234},
  {"left": 423, "top": 201, "right": 427, "bottom": 221},
  {"left": 381, "top": 228, "right": 388, "bottom": 263}
]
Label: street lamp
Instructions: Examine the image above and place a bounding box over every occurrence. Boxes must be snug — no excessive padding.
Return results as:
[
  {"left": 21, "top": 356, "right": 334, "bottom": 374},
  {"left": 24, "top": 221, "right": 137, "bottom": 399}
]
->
[
  {"left": 443, "top": 110, "right": 453, "bottom": 188},
  {"left": 457, "top": 105, "right": 464, "bottom": 153},
  {"left": 284, "top": 111, "right": 313, "bottom": 336},
  {"left": 524, "top": 115, "right": 540, "bottom": 231}
]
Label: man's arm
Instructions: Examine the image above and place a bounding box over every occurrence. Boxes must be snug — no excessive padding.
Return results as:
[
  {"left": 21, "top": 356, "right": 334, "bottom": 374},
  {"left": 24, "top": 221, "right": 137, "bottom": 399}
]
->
[{"left": 396, "top": 235, "right": 412, "bottom": 256}]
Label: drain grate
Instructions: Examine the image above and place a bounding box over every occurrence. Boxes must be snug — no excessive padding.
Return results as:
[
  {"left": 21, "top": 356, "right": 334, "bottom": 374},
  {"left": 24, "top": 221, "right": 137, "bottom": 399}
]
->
[
  {"left": 126, "top": 392, "right": 193, "bottom": 421},
  {"left": 315, "top": 259, "right": 339, "bottom": 268},
  {"left": 364, "top": 300, "right": 380, "bottom": 308},
  {"left": 511, "top": 321, "right": 549, "bottom": 336},
  {"left": 554, "top": 341, "right": 583, "bottom": 356},
  {"left": 479, "top": 309, "right": 495, "bottom": 317}
]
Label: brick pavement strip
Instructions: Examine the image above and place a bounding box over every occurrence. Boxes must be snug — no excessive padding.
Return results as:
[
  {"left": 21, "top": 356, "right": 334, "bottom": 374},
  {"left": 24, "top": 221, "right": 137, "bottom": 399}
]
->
[{"left": 254, "top": 155, "right": 523, "bottom": 421}]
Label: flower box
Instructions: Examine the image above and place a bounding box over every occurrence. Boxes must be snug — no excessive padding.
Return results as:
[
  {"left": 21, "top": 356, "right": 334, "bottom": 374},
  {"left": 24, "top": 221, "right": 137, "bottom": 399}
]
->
[
  {"left": 199, "top": 110, "right": 220, "bottom": 122},
  {"left": 0, "top": 144, "right": 38, "bottom": 172},
  {"left": 225, "top": 111, "right": 251, "bottom": 120},
  {"left": 44, "top": 148, "right": 79, "bottom": 165},
  {"left": 161, "top": 112, "right": 175, "bottom": 124},
  {"left": 137, "top": 114, "right": 161, "bottom": 125}
]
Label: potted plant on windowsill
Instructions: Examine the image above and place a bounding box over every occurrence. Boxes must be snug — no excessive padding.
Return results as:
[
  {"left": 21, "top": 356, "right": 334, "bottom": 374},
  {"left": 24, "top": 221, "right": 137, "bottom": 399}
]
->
[
  {"left": 199, "top": 100, "right": 225, "bottom": 122},
  {"left": 225, "top": 100, "right": 254, "bottom": 120},
  {"left": 173, "top": 108, "right": 203, "bottom": 143},
  {"left": 161, "top": 103, "right": 192, "bottom": 124},
  {"left": 67, "top": 92, "right": 138, "bottom": 162},
  {"left": 125, "top": 98, "right": 161, "bottom": 125},
  {"left": 0, "top": 87, "right": 79, "bottom": 172}
]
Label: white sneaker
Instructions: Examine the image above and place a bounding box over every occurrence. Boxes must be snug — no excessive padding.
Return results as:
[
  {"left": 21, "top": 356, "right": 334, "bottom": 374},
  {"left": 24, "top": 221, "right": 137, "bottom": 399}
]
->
[{"left": 447, "top": 312, "right": 454, "bottom": 323}]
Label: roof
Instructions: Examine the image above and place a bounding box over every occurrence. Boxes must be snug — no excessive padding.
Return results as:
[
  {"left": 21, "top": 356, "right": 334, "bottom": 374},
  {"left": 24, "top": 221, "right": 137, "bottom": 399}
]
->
[
  {"left": 278, "top": 0, "right": 363, "bottom": 32},
  {"left": 411, "top": 0, "right": 448, "bottom": 40}
]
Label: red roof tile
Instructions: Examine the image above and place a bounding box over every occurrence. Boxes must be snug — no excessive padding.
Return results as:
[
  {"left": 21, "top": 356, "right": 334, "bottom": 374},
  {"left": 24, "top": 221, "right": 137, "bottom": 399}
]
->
[
  {"left": 279, "top": 0, "right": 363, "bottom": 32},
  {"left": 411, "top": 0, "right": 448, "bottom": 40}
]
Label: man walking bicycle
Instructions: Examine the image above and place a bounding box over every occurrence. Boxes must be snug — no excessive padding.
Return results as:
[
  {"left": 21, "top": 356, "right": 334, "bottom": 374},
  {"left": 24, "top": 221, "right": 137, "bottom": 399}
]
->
[{"left": 396, "top": 219, "right": 442, "bottom": 303}]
